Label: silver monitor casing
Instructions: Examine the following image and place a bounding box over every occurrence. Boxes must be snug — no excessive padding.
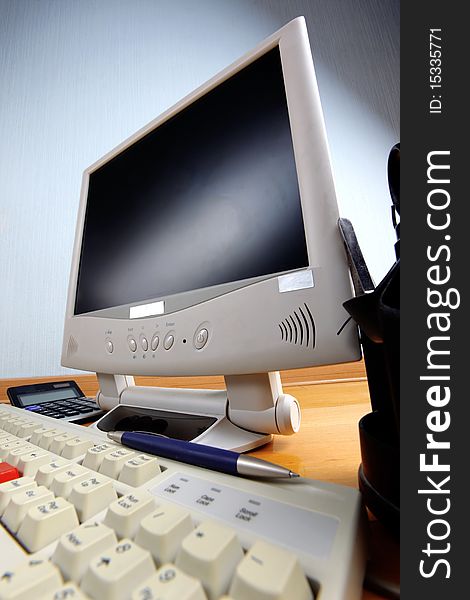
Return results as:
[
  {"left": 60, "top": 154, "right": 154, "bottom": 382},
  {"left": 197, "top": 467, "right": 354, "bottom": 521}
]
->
[{"left": 61, "top": 17, "right": 361, "bottom": 450}]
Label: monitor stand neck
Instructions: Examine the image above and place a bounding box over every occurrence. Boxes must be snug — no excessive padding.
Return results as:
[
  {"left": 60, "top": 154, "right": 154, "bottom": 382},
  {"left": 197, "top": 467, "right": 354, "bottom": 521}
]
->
[{"left": 95, "top": 372, "right": 301, "bottom": 452}]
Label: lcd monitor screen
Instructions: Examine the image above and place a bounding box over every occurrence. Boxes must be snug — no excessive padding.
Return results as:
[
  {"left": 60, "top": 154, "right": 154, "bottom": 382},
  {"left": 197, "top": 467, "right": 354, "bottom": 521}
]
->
[{"left": 75, "top": 47, "right": 308, "bottom": 315}]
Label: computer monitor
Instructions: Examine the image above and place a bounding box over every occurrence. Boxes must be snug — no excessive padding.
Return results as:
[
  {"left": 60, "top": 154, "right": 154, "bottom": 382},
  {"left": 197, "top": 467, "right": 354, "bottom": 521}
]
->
[{"left": 62, "top": 17, "right": 360, "bottom": 451}]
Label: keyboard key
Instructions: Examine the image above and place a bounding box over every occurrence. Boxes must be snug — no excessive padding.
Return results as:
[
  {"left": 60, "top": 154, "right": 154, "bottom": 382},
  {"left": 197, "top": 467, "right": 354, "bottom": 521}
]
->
[
  {"left": 81, "top": 539, "right": 155, "bottom": 600},
  {"left": 176, "top": 520, "right": 244, "bottom": 600},
  {"left": 0, "top": 440, "right": 30, "bottom": 461},
  {"left": 15, "top": 421, "right": 40, "bottom": 438},
  {"left": 5, "top": 444, "right": 36, "bottom": 466},
  {"left": 229, "top": 540, "right": 313, "bottom": 600},
  {"left": 35, "top": 458, "right": 74, "bottom": 487},
  {"left": 17, "top": 497, "right": 80, "bottom": 552},
  {"left": 103, "top": 490, "right": 155, "bottom": 539},
  {"left": 37, "top": 430, "right": 65, "bottom": 451},
  {"left": 0, "top": 462, "right": 20, "bottom": 484},
  {"left": 3, "top": 419, "right": 25, "bottom": 435},
  {"left": 52, "top": 521, "right": 117, "bottom": 583},
  {"left": 0, "top": 476, "right": 37, "bottom": 514},
  {"left": 132, "top": 564, "right": 207, "bottom": 600},
  {"left": 69, "top": 474, "right": 117, "bottom": 521},
  {"left": 82, "top": 444, "right": 119, "bottom": 471},
  {"left": 99, "top": 448, "right": 136, "bottom": 479},
  {"left": 51, "top": 465, "right": 91, "bottom": 499},
  {"left": 2, "top": 484, "right": 54, "bottom": 532},
  {"left": 17, "top": 449, "right": 54, "bottom": 477},
  {"left": 61, "top": 438, "right": 95, "bottom": 459},
  {"left": 49, "top": 433, "right": 79, "bottom": 455},
  {"left": 118, "top": 454, "right": 161, "bottom": 487},
  {"left": 135, "top": 503, "right": 193, "bottom": 565},
  {"left": 7, "top": 420, "right": 30, "bottom": 437},
  {"left": 0, "top": 559, "right": 62, "bottom": 599},
  {"left": 30, "top": 427, "right": 59, "bottom": 446}
]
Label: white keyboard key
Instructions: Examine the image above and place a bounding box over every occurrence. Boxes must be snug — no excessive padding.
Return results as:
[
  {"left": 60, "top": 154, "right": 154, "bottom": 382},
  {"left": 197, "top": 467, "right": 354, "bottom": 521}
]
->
[
  {"left": 51, "top": 464, "right": 91, "bottom": 499},
  {"left": 0, "top": 477, "right": 37, "bottom": 514},
  {"left": 7, "top": 420, "right": 29, "bottom": 436},
  {"left": 81, "top": 538, "right": 155, "bottom": 600},
  {"left": 37, "top": 582, "right": 91, "bottom": 600},
  {"left": 132, "top": 564, "right": 207, "bottom": 600},
  {"left": 49, "top": 433, "right": 80, "bottom": 455},
  {"left": 15, "top": 421, "right": 39, "bottom": 438},
  {"left": 30, "top": 427, "right": 58, "bottom": 445},
  {"left": 52, "top": 521, "right": 117, "bottom": 583},
  {"left": 176, "top": 520, "right": 243, "bottom": 600},
  {"left": 37, "top": 429, "right": 64, "bottom": 451},
  {"left": 135, "top": 503, "right": 193, "bottom": 565},
  {"left": 5, "top": 443, "right": 36, "bottom": 466},
  {"left": 0, "top": 559, "right": 62, "bottom": 599},
  {"left": 3, "top": 419, "right": 24, "bottom": 434},
  {"left": 17, "top": 496, "right": 80, "bottom": 552},
  {"left": 2, "top": 485, "right": 54, "bottom": 532},
  {"left": 118, "top": 454, "right": 161, "bottom": 487},
  {"left": 229, "top": 540, "right": 313, "bottom": 600},
  {"left": 99, "top": 448, "right": 136, "bottom": 479},
  {"left": 17, "top": 449, "right": 54, "bottom": 477},
  {"left": 35, "top": 458, "right": 74, "bottom": 487},
  {"left": 61, "top": 438, "right": 95, "bottom": 460},
  {"left": 69, "top": 473, "right": 118, "bottom": 521},
  {"left": 82, "top": 443, "right": 119, "bottom": 471},
  {"left": 0, "top": 415, "right": 16, "bottom": 428},
  {"left": 103, "top": 490, "right": 155, "bottom": 539},
  {"left": 0, "top": 440, "right": 30, "bottom": 460}
]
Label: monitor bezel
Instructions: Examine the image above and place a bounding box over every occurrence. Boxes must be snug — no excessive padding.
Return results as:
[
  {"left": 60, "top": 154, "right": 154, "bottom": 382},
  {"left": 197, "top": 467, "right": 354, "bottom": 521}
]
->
[{"left": 65, "top": 17, "right": 333, "bottom": 320}]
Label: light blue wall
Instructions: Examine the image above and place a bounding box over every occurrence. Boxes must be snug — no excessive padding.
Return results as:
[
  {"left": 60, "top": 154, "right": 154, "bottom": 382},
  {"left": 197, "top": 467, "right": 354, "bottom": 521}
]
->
[{"left": 0, "top": 0, "right": 399, "bottom": 377}]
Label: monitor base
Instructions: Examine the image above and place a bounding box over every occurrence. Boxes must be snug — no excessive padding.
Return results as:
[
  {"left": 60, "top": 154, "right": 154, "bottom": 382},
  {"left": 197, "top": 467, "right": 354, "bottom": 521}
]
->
[
  {"left": 94, "top": 371, "right": 300, "bottom": 452},
  {"left": 92, "top": 402, "right": 273, "bottom": 452}
]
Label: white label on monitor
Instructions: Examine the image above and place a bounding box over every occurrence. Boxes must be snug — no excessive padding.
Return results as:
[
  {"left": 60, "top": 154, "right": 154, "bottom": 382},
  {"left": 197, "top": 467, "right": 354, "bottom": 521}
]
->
[
  {"left": 150, "top": 472, "right": 338, "bottom": 558},
  {"left": 278, "top": 269, "right": 314, "bottom": 293},
  {"left": 129, "top": 300, "right": 165, "bottom": 319}
]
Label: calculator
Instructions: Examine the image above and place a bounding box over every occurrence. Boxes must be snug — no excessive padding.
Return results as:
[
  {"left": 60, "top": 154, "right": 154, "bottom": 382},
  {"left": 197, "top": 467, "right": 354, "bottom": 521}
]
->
[{"left": 6, "top": 380, "right": 104, "bottom": 424}]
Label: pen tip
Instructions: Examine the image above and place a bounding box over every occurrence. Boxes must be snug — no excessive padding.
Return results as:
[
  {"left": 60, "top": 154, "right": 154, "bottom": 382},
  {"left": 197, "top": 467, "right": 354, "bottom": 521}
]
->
[
  {"left": 289, "top": 471, "right": 300, "bottom": 478},
  {"left": 107, "top": 431, "right": 122, "bottom": 443}
]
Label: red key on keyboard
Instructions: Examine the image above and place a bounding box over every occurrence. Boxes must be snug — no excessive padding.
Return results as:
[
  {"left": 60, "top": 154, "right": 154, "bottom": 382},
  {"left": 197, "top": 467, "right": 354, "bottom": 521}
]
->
[{"left": 0, "top": 462, "right": 20, "bottom": 483}]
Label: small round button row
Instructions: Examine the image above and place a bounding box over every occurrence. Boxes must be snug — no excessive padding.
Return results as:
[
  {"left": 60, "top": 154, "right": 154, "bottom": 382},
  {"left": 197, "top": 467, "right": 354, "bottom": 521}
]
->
[
  {"left": 151, "top": 334, "right": 159, "bottom": 351},
  {"left": 163, "top": 333, "right": 175, "bottom": 350},
  {"left": 140, "top": 335, "right": 148, "bottom": 352}
]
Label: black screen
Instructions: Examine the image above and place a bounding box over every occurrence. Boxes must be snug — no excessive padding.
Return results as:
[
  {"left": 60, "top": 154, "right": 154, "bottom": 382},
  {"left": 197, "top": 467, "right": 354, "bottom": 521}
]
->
[{"left": 75, "top": 47, "right": 308, "bottom": 315}]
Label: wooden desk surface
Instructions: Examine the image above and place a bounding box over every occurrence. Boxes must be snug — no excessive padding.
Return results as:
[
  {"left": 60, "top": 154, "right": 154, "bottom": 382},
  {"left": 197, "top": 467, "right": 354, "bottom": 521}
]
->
[{"left": 0, "top": 364, "right": 399, "bottom": 599}]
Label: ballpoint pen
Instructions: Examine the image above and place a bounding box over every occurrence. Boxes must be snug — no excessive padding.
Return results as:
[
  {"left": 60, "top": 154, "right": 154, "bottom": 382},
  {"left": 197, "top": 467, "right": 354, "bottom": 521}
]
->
[{"left": 108, "top": 430, "right": 300, "bottom": 479}]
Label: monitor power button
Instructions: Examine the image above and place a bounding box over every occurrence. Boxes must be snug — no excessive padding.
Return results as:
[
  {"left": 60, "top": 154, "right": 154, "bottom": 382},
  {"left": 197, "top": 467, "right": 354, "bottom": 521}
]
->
[{"left": 194, "top": 328, "right": 209, "bottom": 350}]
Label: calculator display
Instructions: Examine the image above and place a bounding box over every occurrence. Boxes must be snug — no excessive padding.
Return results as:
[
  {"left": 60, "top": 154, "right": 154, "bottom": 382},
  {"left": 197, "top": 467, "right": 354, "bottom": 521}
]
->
[{"left": 17, "top": 388, "right": 82, "bottom": 407}]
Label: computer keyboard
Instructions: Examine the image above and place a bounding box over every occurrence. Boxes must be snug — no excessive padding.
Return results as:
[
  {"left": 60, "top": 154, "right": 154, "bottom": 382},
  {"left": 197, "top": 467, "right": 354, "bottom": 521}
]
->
[{"left": 0, "top": 404, "right": 366, "bottom": 600}]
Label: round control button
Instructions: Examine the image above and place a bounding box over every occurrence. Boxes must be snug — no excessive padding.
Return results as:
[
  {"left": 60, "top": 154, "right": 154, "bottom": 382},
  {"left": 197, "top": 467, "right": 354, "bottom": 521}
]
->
[
  {"left": 151, "top": 334, "right": 159, "bottom": 351},
  {"left": 163, "top": 333, "right": 175, "bottom": 350},
  {"left": 106, "top": 340, "right": 114, "bottom": 354},
  {"left": 141, "top": 336, "right": 148, "bottom": 352},
  {"left": 128, "top": 337, "right": 137, "bottom": 352},
  {"left": 194, "top": 328, "right": 209, "bottom": 350}
]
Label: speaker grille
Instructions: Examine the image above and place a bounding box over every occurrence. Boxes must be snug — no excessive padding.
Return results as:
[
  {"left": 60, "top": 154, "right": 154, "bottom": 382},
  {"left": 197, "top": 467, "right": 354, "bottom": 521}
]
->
[{"left": 279, "top": 304, "right": 316, "bottom": 349}]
